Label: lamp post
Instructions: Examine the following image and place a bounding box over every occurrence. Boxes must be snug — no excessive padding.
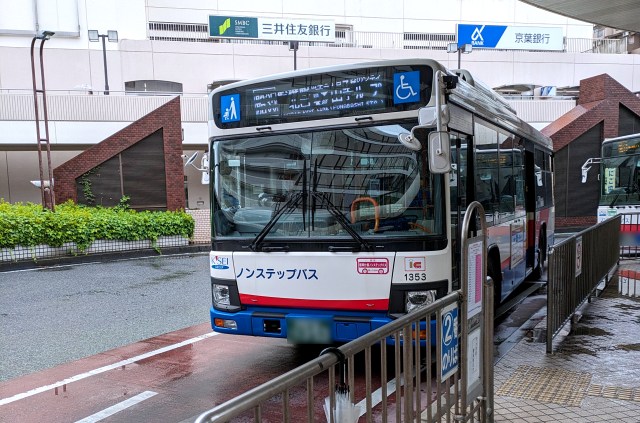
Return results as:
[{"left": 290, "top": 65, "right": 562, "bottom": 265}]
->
[
  {"left": 288, "top": 41, "right": 299, "bottom": 70},
  {"left": 447, "top": 42, "right": 473, "bottom": 69},
  {"left": 30, "top": 30, "right": 55, "bottom": 211},
  {"left": 88, "top": 30, "right": 118, "bottom": 95}
]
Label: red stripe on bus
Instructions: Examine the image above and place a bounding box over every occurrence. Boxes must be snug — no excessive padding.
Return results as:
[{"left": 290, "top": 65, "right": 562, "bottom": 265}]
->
[
  {"left": 501, "top": 257, "right": 511, "bottom": 270},
  {"left": 619, "top": 269, "right": 633, "bottom": 278},
  {"left": 239, "top": 294, "right": 389, "bottom": 311},
  {"left": 621, "top": 224, "right": 640, "bottom": 233}
]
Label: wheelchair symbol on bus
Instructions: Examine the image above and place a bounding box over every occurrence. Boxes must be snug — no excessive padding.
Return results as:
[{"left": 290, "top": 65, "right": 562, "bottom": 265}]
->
[{"left": 393, "top": 71, "right": 420, "bottom": 105}]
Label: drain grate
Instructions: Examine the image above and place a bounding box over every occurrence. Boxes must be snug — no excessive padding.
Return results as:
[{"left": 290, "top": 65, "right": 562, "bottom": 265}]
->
[{"left": 496, "top": 365, "right": 592, "bottom": 407}]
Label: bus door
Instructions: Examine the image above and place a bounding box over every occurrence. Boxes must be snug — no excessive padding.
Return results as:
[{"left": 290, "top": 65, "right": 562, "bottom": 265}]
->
[
  {"left": 524, "top": 148, "right": 537, "bottom": 271},
  {"left": 449, "top": 132, "right": 469, "bottom": 289}
]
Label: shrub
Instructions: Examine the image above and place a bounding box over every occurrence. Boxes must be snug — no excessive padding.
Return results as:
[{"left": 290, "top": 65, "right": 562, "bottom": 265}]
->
[{"left": 0, "top": 200, "right": 194, "bottom": 251}]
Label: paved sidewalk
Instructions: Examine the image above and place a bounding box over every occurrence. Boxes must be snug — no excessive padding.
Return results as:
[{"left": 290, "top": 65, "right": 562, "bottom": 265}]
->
[{"left": 492, "top": 263, "right": 640, "bottom": 422}]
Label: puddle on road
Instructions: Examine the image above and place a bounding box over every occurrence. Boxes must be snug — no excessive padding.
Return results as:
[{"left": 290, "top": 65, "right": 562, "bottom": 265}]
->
[
  {"left": 557, "top": 344, "right": 599, "bottom": 357},
  {"left": 152, "top": 270, "right": 195, "bottom": 282},
  {"left": 570, "top": 326, "right": 613, "bottom": 337},
  {"left": 613, "top": 303, "right": 640, "bottom": 311},
  {"left": 618, "top": 343, "right": 640, "bottom": 351}
]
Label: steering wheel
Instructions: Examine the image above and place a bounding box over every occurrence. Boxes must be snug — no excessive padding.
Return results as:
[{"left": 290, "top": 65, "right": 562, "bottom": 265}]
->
[
  {"left": 258, "top": 192, "right": 272, "bottom": 207},
  {"left": 350, "top": 197, "right": 380, "bottom": 232}
]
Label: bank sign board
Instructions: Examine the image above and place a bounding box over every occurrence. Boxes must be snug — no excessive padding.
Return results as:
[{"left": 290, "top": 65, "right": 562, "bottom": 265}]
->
[
  {"left": 209, "top": 16, "right": 335, "bottom": 43},
  {"left": 457, "top": 24, "right": 564, "bottom": 51}
]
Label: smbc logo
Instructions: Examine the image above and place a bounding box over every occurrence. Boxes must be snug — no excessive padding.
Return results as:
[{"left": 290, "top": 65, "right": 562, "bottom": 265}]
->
[{"left": 219, "top": 18, "right": 231, "bottom": 35}]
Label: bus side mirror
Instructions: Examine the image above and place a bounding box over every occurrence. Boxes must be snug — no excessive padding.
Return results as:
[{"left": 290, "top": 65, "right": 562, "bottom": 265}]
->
[
  {"left": 581, "top": 168, "right": 589, "bottom": 183},
  {"left": 580, "top": 157, "right": 601, "bottom": 183},
  {"left": 428, "top": 131, "right": 451, "bottom": 173}
]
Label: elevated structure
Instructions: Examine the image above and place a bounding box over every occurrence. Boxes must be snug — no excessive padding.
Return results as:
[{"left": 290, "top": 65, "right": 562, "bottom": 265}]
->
[{"left": 522, "top": 0, "right": 640, "bottom": 33}]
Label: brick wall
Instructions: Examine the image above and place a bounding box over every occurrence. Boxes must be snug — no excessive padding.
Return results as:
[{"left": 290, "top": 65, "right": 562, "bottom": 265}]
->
[
  {"left": 53, "top": 97, "right": 185, "bottom": 211},
  {"left": 186, "top": 209, "right": 211, "bottom": 244},
  {"left": 542, "top": 74, "right": 640, "bottom": 229},
  {"left": 555, "top": 216, "right": 597, "bottom": 230}
]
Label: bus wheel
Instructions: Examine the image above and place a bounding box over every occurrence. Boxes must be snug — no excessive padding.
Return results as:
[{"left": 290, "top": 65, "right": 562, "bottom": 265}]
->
[
  {"left": 487, "top": 252, "right": 502, "bottom": 309},
  {"left": 531, "top": 229, "right": 547, "bottom": 280}
]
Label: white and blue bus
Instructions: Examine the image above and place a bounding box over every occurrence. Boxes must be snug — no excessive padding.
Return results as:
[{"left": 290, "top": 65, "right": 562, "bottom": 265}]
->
[
  {"left": 207, "top": 59, "right": 554, "bottom": 343},
  {"left": 582, "top": 133, "right": 640, "bottom": 251}
]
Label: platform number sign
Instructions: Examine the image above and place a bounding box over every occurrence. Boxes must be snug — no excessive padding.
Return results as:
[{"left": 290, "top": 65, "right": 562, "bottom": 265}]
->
[
  {"left": 441, "top": 304, "right": 459, "bottom": 380},
  {"left": 575, "top": 236, "right": 583, "bottom": 277}
]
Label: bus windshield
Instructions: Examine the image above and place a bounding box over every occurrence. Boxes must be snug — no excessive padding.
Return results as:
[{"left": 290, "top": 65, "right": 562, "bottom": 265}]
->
[
  {"left": 600, "top": 154, "right": 640, "bottom": 206},
  {"left": 211, "top": 123, "right": 445, "bottom": 245}
]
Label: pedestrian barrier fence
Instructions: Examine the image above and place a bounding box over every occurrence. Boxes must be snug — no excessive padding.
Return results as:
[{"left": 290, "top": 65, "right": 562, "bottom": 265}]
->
[
  {"left": 195, "top": 202, "right": 495, "bottom": 423},
  {"left": 618, "top": 268, "right": 640, "bottom": 298},
  {"left": 546, "top": 215, "right": 620, "bottom": 353}
]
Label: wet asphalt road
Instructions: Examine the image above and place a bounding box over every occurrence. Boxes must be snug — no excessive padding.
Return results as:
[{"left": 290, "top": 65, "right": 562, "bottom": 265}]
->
[
  {"left": 0, "top": 253, "right": 211, "bottom": 382},
  {"left": 0, "top": 249, "right": 552, "bottom": 384}
]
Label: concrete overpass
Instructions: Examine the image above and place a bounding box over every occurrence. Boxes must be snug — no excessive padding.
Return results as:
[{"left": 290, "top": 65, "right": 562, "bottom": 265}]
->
[{"left": 522, "top": 0, "right": 640, "bottom": 33}]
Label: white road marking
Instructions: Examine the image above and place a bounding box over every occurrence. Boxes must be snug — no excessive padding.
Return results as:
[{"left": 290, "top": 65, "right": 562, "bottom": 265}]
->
[
  {"left": 355, "top": 377, "right": 401, "bottom": 416},
  {"left": 74, "top": 391, "right": 158, "bottom": 423},
  {"left": 0, "top": 332, "right": 218, "bottom": 406}
]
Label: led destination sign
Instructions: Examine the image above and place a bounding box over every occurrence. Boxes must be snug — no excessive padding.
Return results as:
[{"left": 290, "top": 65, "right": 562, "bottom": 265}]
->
[
  {"left": 213, "top": 65, "right": 433, "bottom": 128},
  {"left": 605, "top": 138, "right": 640, "bottom": 156}
]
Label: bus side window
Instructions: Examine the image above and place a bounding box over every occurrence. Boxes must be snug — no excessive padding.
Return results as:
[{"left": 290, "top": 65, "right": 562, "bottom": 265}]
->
[
  {"left": 535, "top": 149, "right": 548, "bottom": 208},
  {"left": 474, "top": 121, "right": 499, "bottom": 216}
]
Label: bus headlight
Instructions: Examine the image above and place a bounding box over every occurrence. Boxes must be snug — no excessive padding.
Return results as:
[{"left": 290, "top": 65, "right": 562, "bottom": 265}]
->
[
  {"left": 406, "top": 290, "right": 437, "bottom": 312},
  {"left": 213, "top": 284, "right": 231, "bottom": 306}
]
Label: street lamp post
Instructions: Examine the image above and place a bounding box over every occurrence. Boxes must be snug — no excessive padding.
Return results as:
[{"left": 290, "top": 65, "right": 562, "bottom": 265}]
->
[
  {"left": 88, "top": 30, "right": 118, "bottom": 95},
  {"left": 447, "top": 42, "right": 473, "bottom": 69},
  {"left": 289, "top": 41, "right": 299, "bottom": 70},
  {"left": 30, "top": 30, "right": 55, "bottom": 211}
]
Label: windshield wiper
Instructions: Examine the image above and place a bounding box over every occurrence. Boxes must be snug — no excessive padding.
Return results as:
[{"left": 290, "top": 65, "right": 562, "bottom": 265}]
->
[
  {"left": 249, "top": 192, "right": 303, "bottom": 252},
  {"left": 311, "top": 191, "right": 373, "bottom": 252}
]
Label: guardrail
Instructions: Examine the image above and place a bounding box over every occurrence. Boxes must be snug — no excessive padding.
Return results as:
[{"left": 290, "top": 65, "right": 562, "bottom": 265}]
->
[
  {"left": 195, "top": 288, "right": 495, "bottom": 422},
  {"left": 195, "top": 202, "right": 494, "bottom": 422},
  {"left": 546, "top": 216, "right": 620, "bottom": 353},
  {"left": 0, "top": 93, "right": 575, "bottom": 128}
]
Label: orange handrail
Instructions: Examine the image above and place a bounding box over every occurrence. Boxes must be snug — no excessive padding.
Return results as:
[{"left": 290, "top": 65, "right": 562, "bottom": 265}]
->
[{"left": 350, "top": 197, "right": 379, "bottom": 232}]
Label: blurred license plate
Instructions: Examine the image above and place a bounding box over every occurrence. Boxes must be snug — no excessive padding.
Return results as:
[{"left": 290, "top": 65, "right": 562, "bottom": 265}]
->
[{"left": 286, "top": 317, "right": 332, "bottom": 344}]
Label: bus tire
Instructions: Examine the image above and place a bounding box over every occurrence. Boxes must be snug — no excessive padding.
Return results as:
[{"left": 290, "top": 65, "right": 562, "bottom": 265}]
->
[
  {"left": 487, "top": 248, "right": 502, "bottom": 309},
  {"left": 531, "top": 226, "right": 547, "bottom": 280}
]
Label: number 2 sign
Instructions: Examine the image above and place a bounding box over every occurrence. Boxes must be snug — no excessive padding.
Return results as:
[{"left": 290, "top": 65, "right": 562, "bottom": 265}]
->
[{"left": 440, "top": 304, "right": 459, "bottom": 380}]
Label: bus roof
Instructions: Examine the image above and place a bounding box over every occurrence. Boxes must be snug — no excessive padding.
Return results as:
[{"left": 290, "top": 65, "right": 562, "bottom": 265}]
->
[
  {"left": 209, "top": 59, "right": 448, "bottom": 94},
  {"left": 603, "top": 133, "right": 640, "bottom": 144},
  {"left": 208, "top": 58, "right": 552, "bottom": 152}
]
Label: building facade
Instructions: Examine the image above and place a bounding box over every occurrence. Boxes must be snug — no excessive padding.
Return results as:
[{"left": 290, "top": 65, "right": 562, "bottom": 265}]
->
[{"left": 1, "top": 0, "right": 639, "bottom": 209}]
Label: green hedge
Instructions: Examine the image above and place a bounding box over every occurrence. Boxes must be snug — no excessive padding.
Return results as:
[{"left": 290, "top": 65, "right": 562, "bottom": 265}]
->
[{"left": 0, "top": 200, "right": 194, "bottom": 251}]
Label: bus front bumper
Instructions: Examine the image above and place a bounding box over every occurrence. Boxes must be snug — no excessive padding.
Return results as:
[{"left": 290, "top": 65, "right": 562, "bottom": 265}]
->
[{"left": 210, "top": 307, "right": 438, "bottom": 344}]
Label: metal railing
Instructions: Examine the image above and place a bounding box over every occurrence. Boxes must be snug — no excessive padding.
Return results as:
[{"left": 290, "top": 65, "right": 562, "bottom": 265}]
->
[
  {"left": 546, "top": 216, "right": 620, "bottom": 353},
  {"left": 0, "top": 236, "right": 191, "bottom": 264},
  {"left": 148, "top": 22, "right": 628, "bottom": 54},
  {"left": 0, "top": 93, "right": 574, "bottom": 127},
  {"left": 195, "top": 203, "right": 494, "bottom": 423},
  {"left": 195, "top": 287, "right": 494, "bottom": 422},
  {"left": 0, "top": 93, "right": 208, "bottom": 122},
  {"left": 618, "top": 212, "right": 640, "bottom": 259}
]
